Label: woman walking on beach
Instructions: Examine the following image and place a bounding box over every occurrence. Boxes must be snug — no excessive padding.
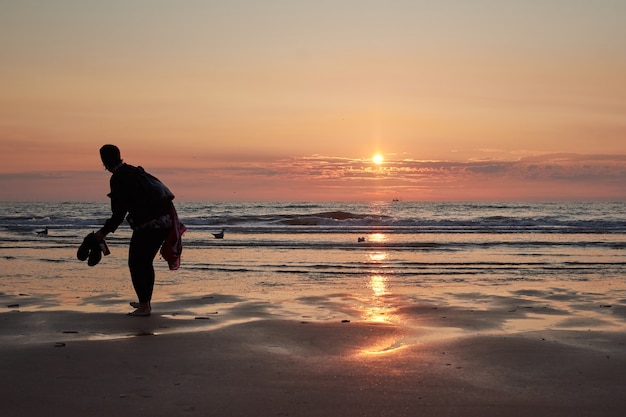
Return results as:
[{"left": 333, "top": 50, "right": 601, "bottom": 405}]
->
[{"left": 94, "top": 144, "right": 182, "bottom": 316}]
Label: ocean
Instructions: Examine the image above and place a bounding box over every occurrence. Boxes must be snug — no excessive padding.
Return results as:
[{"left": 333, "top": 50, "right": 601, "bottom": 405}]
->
[{"left": 1, "top": 201, "right": 625, "bottom": 332}]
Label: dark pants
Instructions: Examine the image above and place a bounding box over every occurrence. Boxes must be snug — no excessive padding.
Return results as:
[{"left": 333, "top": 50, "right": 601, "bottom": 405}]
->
[{"left": 128, "top": 227, "right": 169, "bottom": 303}]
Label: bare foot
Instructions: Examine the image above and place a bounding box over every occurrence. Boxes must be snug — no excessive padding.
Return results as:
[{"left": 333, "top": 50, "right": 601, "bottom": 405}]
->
[
  {"left": 127, "top": 308, "right": 151, "bottom": 316},
  {"left": 127, "top": 302, "right": 151, "bottom": 316},
  {"left": 129, "top": 301, "right": 151, "bottom": 309}
]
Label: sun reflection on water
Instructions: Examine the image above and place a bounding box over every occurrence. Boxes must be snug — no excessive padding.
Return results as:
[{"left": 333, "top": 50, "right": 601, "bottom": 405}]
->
[
  {"left": 369, "top": 233, "right": 387, "bottom": 243},
  {"left": 368, "top": 251, "right": 387, "bottom": 262}
]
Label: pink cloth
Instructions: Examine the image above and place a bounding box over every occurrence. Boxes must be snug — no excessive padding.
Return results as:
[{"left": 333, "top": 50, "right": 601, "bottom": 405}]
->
[{"left": 160, "top": 204, "right": 186, "bottom": 270}]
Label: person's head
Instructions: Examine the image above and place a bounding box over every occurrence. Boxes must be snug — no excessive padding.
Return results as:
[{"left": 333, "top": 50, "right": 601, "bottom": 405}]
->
[{"left": 99, "top": 144, "right": 123, "bottom": 171}]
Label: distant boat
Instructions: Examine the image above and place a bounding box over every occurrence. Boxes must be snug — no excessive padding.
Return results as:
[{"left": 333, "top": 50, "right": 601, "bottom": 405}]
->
[
  {"left": 392, "top": 198, "right": 400, "bottom": 202},
  {"left": 36, "top": 227, "right": 48, "bottom": 236},
  {"left": 357, "top": 237, "right": 365, "bottom": 242},
  {"left": 212, "top": 229, "right": 225, "bottom": 239}
]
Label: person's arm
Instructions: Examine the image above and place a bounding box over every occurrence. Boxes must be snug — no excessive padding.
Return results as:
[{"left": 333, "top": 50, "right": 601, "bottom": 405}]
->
[
  {"left": 95, "top": 211, "right": 125, "bottom": 240},
  {"left": 96, "top": 173, "right": 130, "bottom": 239}
]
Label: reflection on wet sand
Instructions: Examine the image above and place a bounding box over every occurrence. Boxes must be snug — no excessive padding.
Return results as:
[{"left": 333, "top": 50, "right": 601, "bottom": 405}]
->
[
  {"left": 365, "top": 275, "right": 390, "bottom": 323},
  {"left": 362, "top": 247, "right": 395, "bottom": 323},
  {"left": 360, "top": 247, "right": 409, "bottom": 354},
  {"left": 360, "top": 335, "right": 408, "bottom": 355}
]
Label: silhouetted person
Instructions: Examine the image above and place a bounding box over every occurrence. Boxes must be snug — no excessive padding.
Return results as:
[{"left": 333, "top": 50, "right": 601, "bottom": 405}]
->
[{"left": 94, "top": 144, "right": 178, "bottom": 316}]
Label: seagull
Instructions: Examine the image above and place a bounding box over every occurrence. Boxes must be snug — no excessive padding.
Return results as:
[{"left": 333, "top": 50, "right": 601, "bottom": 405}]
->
[
  {"left": 36, "top": 227, "right": 49, "bottom": 236},
  {"left": 212, "top": 229, "right": 225, "bottom": 239}
]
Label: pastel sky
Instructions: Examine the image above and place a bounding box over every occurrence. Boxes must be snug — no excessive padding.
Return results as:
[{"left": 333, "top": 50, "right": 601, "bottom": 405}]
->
[{"left": 1, "top": 0, "right": 625, "bottom": 202}]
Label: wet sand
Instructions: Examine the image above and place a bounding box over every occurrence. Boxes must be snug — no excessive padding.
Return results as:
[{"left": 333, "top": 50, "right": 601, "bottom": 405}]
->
[{"left": 2, "top": 294, "right": 626, "bottom": 417}]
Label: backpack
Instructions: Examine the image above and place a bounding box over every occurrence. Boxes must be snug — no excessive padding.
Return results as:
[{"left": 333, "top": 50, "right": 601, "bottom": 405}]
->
[{"left": 134, "top": 166, "right": 175, "bottom": 204}]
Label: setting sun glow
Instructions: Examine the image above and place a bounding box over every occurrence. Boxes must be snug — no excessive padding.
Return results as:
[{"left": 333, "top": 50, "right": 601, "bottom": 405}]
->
[{"left": 2, "top": 2, "right": 626, "bottom": 202}]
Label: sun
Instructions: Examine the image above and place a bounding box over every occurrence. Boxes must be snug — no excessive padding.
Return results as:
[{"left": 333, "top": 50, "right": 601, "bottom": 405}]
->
[{"left": 373, "top": 154, "right": 384, "bottom": 165}]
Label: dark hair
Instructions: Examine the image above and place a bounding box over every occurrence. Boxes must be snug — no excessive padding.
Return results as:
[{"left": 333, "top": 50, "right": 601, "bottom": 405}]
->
[{"left": 99, "top": 144, "right": 122, "bottom": 168}]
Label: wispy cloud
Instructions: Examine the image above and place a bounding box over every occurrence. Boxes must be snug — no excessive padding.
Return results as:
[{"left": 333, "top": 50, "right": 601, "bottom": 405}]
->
[
  {"left": 2, "top": 153, "right": 625, "bottom": 201},
  {"left": 164, "top": 153, "right": 626, "bottom": 201},
  {"left": 264, "top": 153, "right": 626, "bottom": 184}
]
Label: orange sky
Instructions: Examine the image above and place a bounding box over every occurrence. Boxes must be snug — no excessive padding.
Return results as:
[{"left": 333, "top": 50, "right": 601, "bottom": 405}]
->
[{"left": 1, "top": 1, "right": 625, "bottom": 202}]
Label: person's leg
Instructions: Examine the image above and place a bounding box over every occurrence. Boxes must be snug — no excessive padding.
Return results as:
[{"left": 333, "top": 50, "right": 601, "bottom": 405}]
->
[{"left": 128, "top": 227, "right": 168, "bottom": 316}]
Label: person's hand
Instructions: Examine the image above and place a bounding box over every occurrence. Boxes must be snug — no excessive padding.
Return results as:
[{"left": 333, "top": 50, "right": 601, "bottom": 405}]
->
[{"left": 94, "top": 230, "right": 105, "bottom": 241}]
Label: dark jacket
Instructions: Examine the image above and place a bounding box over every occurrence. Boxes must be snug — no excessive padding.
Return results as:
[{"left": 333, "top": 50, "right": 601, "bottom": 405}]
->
[{"left": 100, "top": 163, "right": 172, "bottom": 235}]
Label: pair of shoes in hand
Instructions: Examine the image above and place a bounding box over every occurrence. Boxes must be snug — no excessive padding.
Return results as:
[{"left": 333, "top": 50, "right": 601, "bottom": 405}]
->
[{"left": 76, "top": 232, "right": 103, "bottom": 266}]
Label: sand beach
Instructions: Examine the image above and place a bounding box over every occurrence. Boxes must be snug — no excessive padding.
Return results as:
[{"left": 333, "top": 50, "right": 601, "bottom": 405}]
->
[{"left": 2, "top": 291, "right": 625, "bottom": 417}]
